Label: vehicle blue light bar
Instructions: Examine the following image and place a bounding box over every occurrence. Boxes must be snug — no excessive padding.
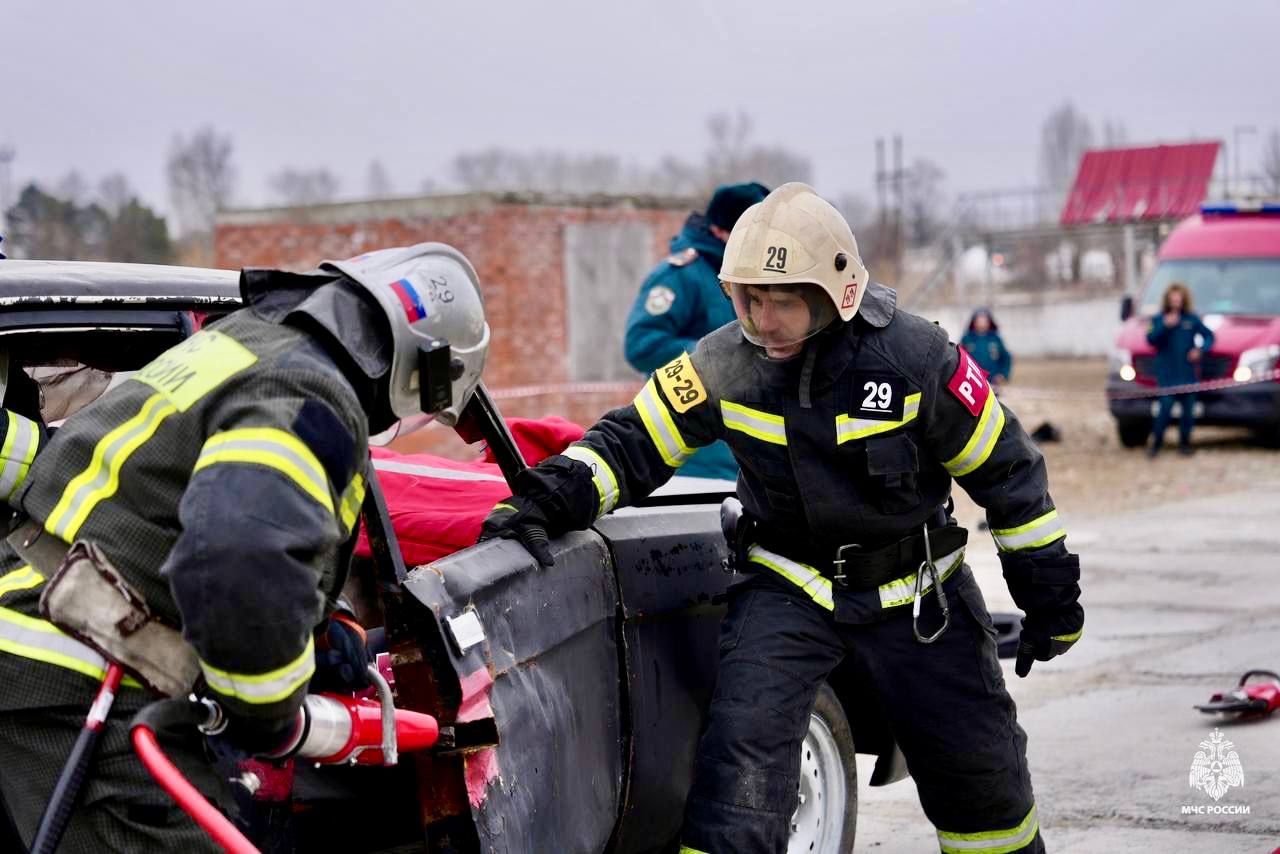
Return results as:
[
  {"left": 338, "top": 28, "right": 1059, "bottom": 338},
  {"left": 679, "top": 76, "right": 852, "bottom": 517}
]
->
[{"left": 1201, "top": 201, "right": 1280, "bottom": 215}]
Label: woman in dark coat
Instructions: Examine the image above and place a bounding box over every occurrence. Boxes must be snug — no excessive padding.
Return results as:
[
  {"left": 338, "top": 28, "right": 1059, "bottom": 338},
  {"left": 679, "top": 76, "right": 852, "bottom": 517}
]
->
[
  {"left": 1147, "top": 282, "right": 1214, "bottom": 456},
  {"left": 960, "top": 308, "right": 1012, "bottom": 385}
]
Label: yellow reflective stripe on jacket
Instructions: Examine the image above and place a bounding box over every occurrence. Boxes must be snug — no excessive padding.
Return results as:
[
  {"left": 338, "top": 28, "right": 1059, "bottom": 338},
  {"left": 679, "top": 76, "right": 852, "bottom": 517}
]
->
[
  {"left": 0, "top": 565, "right": 43, "bottom": 600},
  {"left": 1052, "top": 628, "right": 1082, "bottom": 643},
  {"left": 938, "top": 804, "right": 1038, "bottom": 854},
  {"left": 634, "top": 379, "right": 693, "bottom": 468},
  {"left": 991, "top": 509, "right": 1066, "bottom": 552},
  {"left": 721, "top": 400, "right": 787, "bottom": 445},
  {"left": 194, "top": 428, "right": 334, "bottom": 516},
  {"left": 200, "top": 636, "right": 316, "bottom": 705},
  {"left": 678, "top": 847, "right": 710, "bottom": 854},
  {"left": 746, "top": 546, "right": 834, "bottom": 611},
  {"left": 943, "top": 392, "right": 1005, "bottom": 478},
  {"left": 836, "top": 393, "right": 921, "bottom": 444},
  {"left": 562, "top": 444, "right": 620, "bottom": 518},
  {"left": 0, "top": 411, "right": 40, "bottom": 500},
  {"left": 0, "top": 605, "right": 113, "bottom": 682},
  {"left": 45, "top": 393, "right": 179, "bottom": 541},
  {"left": 338, "top": 473, "right": 366, "bottom": 534},
  {"left": 878, "top": 547, "right": 966, "bottom": 609}
]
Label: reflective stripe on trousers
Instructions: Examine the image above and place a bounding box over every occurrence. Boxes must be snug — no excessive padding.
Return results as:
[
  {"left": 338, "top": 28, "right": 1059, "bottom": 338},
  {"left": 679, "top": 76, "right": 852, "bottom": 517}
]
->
[{"left": 938, "top": 804, "right": 1039, "bottom": 853}]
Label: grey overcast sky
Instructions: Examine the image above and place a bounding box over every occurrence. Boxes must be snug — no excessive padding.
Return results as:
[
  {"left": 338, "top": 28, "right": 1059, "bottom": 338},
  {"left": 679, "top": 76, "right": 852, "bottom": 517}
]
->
[{"left": 4, "top": 0, "right": 1278, "bottom": 215}]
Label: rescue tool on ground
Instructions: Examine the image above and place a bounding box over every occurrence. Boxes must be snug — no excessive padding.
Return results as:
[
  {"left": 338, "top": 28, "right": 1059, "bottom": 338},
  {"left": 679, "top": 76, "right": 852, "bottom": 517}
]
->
[{"left": 1195, "top": 670, "right": 1280, "bottom": 720}]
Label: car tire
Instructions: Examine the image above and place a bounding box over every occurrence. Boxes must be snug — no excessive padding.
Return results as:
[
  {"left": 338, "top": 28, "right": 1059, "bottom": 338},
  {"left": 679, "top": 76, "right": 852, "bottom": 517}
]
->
[
  {"left": 1116, "top": 417, "right": 1152, "bottom": 448},
  {"left": 788, "top": 683, "right": 857, "bottom": 854}
]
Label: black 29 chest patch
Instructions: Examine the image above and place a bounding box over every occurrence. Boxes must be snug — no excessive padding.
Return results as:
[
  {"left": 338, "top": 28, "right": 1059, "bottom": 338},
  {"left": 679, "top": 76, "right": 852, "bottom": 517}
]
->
[{"left": 849, "top": 373, "right": 907, "bottom": 421}]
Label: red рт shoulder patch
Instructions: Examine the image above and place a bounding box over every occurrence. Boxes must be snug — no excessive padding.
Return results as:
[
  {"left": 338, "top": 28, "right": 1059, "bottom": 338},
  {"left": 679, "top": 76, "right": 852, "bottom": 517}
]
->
[{"left": 947, "top": 346, "right": 990, "bottom": 417}]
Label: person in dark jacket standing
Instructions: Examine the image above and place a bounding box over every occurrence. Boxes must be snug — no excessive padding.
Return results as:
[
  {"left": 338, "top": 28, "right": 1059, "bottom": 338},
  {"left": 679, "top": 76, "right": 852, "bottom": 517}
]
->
[
  {"left": 1147, "top": 282, "right": 1214, "bottom": 457},
  {"left": 484, "top": 184, "right": 1080, "bottom": 853},
  {"left": 0, "top": 243, "right": 490, "bottom": 851},
  {"left": 624, "top": 182, "right": 769, "bottom": 480},
  {"left": 960, "top": 307, "right": 1012, "bottom": 386}
]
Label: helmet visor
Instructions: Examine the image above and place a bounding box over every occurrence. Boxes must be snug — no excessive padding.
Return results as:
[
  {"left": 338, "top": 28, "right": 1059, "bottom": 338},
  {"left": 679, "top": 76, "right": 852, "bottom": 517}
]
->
[{"left": 726, "top": 281, "right": 838, "bottom": 358}]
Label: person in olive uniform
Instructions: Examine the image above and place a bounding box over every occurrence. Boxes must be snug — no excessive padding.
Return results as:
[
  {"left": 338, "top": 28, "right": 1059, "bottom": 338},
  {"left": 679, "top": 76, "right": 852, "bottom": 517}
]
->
[
  {"left": 624, "top": 182, "right": 768, "bottom": 480},
  {"left": 484, "top": 184, "right": 1081, "bottom": 853},
  {"left": 0, "top": 244, "right": 490, "bottom": 851}
]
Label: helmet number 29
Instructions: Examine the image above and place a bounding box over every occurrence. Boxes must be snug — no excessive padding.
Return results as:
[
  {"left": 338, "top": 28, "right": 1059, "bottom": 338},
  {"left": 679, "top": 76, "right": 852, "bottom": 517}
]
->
[{"left": 764, "top": 246, "right": 788, "bottom": 272}]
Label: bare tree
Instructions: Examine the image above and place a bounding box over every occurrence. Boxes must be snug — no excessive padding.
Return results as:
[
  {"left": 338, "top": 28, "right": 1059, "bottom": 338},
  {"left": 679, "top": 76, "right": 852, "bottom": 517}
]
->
[
  {"left": 366, "top": 159, "right": 393, "bottom": 199},
  {"left": 1262, "top": 130, "right": 1280, "bottom": 196},
  {"left": 440, "top": 110, "right": 809, "bottom": 199},
  {"left": 97, "top": 173, "right": 133, "bottom": 216},
  {"left": 268, "top": 168, "right": 340, "bottom": 207},
  {"left": 167, "top": 127, "right": 236, "bottom": 236},
  {"left": 834, "top": 193, "right": 872, "bottom": 234},
  {"left": 1102, "top": 119, "right": 1128, "bottom": 148},
  {"left": 703, "top": 110, "right": 811, "bottom": 191},
  {"left": 1039, "top": 101, "right": 1095, "bottom": 190},
  {"left": 56, "top": 171, "right": 90, "bottom": 206}
]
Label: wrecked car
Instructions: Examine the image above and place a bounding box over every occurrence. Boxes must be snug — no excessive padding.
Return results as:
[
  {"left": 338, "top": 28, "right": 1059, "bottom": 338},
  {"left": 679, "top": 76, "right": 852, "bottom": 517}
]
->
[{"left": 0, "top": 259, "right": 915, "bottom": 854}]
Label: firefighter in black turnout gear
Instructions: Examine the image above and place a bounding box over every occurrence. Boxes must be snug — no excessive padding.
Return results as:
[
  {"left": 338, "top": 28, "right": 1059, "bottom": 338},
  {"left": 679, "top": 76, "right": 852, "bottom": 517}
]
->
[
  {"left": 0, "top": 243, "right": 489, "bottom": 851},
  {"left": 482, "top": 184, "right": 1081, "bottom": 853}
]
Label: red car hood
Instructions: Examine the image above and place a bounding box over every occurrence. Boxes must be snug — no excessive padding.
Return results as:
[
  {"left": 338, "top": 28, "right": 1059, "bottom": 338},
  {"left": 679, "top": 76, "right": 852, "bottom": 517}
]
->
[{"left": 1117, "top": 314, "right": 1280, "bottom": 358}]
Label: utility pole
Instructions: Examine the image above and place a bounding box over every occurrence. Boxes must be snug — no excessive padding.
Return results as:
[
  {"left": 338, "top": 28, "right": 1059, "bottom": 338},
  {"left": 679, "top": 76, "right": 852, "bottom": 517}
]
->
[{"left": 874, "top": 135, "right": 907, "bottom": 282}]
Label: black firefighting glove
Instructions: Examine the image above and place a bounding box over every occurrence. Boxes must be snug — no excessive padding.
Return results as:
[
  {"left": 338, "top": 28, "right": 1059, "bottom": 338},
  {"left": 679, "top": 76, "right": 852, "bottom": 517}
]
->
[
  {"left": 1000, "top": 552, "right": 1084, "bottom": 677},
  {"left": 479, "top": 497, "right": 556, "bottom": 567},
  {"left": 311, "top": 611, "right": 374, "bottom": 693},
  {"left": 477, "top": 455, "right": 599, "bottom": 567}
]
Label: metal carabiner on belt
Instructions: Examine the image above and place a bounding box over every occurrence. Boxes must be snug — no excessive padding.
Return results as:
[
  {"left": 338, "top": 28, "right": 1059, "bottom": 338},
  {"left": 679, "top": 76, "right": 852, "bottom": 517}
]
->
[{"left": 912, "top": 523, "right": 950, "bottom": 644}]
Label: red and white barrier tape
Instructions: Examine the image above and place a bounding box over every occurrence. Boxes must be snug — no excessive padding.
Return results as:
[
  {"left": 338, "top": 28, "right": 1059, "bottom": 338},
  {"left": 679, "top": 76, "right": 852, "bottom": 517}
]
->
[
  {"left": 997, "top": 369, "right": 1280, "bottom": 402},
  {"left": 482, "top": 372, "right": 1279, "bottom": 404},
  {"left": 487, "top": 381, "right": 641, "bottom": 400}
]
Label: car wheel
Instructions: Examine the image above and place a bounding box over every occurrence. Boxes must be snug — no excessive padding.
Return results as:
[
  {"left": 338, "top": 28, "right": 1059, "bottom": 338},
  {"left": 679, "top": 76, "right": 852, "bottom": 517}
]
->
[
  {"left": 1116, "top": 417, "right": 1152, "bottom": 448},
  {"left": 788, "top": 683, "right": 856, "bottom": 854}
]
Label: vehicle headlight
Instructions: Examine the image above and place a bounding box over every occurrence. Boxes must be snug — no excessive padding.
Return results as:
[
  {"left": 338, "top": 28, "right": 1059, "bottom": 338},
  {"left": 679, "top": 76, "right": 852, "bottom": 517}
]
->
[
  {"left": 1233, "top": 345, "right": 1280, "bottom": 383},
  {"left": 1110, "top": 348, "right": 1135, "bottom": 382}
]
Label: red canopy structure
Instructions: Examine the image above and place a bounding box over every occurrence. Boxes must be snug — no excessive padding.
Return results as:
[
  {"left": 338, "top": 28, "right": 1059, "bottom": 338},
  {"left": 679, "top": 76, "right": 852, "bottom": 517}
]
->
[{"left": 1059, "top": 142, "right": 1220, "bottom": 226}]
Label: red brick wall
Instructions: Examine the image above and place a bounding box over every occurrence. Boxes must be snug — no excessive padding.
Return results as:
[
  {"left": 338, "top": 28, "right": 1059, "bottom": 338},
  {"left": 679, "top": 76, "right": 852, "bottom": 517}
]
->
[{"left": 215, "top": 199, "right": 689, "bottom": 457}]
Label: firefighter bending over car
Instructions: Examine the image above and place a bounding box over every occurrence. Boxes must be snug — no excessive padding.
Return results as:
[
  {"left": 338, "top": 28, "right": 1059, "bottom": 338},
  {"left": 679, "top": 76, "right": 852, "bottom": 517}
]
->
[
  {"left": 0, "top": 243, "right": 490, "bottom": 850},
  {"left": 483, "top": 183, "right": 1082, "bottom": 853}
]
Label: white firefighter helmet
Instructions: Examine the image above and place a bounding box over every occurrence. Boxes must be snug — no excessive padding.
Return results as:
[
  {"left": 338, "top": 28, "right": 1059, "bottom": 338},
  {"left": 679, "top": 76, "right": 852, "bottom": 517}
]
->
[
  {"left": 719, "top": 183, "right": 869, "bottom": 356},
  {"left": 323, "top": 242, "right": 489, "bottom": 431}
]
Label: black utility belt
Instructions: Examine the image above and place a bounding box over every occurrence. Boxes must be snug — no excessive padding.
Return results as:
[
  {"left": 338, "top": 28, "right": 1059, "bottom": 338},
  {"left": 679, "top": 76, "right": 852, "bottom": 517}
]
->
[{"left": 754, "top": 524, "right": 968, "bottom": 590}]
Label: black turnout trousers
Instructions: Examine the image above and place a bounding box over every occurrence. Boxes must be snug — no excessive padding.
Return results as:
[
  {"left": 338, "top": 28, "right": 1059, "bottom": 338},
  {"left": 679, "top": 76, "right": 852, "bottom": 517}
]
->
[{"left": 680, "top": 566, "right": 1044, "bottom": 854}]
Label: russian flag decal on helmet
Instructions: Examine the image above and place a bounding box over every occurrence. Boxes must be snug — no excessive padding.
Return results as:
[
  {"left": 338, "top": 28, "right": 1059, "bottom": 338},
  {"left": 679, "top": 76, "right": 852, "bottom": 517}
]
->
[{"left": 389, "top": 278, "right": 428, "bottom": 322}]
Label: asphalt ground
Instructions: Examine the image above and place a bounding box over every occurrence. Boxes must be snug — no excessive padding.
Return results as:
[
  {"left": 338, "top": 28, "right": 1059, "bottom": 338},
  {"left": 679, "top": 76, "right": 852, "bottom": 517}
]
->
[{"left": 853, "top": 359, "right": 1280, "bottom": 852}]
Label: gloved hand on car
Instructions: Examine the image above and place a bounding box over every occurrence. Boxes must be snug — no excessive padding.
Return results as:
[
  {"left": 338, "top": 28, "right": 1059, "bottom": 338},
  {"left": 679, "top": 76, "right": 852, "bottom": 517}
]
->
[
  {"left": 1000, "top": 552, "right": 1083, "bottom": 678},
  {"left": 479, "top": 497, "right": 555, "bottom": 567},
  {"left": 311, "top": 611, "right": 374, "bottom": 693}
]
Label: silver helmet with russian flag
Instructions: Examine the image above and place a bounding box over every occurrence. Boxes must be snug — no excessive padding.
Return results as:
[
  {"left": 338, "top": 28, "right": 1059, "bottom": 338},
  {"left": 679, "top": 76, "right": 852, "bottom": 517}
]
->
[{"left": 323, "top": 242, "right": 489, "bottom": 431}]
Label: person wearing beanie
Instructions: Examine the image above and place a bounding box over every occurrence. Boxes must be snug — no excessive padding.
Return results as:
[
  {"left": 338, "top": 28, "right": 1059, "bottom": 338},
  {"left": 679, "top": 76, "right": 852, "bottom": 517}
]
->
[{"left": 623, "top": 181, "right": 769, "bottom": 480}]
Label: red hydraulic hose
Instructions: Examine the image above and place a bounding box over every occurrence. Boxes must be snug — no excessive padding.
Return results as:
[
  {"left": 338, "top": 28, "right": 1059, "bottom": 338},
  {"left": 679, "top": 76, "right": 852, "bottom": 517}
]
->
[{"left": 130, "top": 724, "right": 258, "bottom": 854}]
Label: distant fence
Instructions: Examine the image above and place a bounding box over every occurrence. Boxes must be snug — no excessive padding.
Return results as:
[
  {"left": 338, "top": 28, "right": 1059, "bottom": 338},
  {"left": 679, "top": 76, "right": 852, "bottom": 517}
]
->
[{"left": 922, "top": 295, "right": 1122, "bottom": 358}]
